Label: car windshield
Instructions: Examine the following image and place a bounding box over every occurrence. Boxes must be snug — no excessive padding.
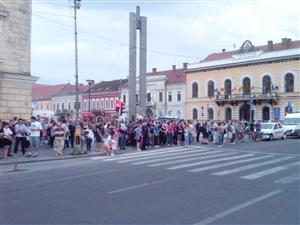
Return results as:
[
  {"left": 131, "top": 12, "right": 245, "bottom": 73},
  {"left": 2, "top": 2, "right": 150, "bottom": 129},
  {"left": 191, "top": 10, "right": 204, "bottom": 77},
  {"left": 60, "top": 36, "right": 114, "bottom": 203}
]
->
[
  {"left": 283, "top": 118, "right": 300, "bottom": 125},
  {"left": 261, "top": 124, "right": 273, "bottom": 129}
]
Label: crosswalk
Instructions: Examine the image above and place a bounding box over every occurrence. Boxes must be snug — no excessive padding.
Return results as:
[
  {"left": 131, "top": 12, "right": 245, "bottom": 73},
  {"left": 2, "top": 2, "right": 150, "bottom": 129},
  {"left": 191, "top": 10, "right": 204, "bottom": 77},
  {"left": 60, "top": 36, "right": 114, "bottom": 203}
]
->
[{"left": 92, "top": 146, "right": 300, "bottom": 185}]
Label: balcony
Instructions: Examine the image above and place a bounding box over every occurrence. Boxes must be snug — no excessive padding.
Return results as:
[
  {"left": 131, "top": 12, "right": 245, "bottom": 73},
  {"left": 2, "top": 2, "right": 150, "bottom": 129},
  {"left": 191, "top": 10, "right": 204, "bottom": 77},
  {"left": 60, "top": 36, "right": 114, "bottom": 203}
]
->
[{"left": 214, "top": 92, "right": 279, "bottom": 106}]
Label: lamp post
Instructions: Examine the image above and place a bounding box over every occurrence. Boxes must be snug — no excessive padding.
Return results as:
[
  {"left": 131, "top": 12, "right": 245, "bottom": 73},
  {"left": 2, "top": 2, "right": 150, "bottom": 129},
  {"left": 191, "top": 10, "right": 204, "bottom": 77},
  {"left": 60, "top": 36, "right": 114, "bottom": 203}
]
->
[{"left": 74, "top": 0, "right": 81, "bottom": 124}]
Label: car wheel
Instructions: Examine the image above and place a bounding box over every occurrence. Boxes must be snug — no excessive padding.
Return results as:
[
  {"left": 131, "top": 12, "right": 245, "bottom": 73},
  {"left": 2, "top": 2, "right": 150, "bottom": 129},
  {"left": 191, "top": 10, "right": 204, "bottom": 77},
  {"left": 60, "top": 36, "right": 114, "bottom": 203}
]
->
[
  {"left": 282, "top": 133, "right": 287, "bottom": 140},
  {"left": 269, "top": 134, "right": 273, "bottom": 141}
]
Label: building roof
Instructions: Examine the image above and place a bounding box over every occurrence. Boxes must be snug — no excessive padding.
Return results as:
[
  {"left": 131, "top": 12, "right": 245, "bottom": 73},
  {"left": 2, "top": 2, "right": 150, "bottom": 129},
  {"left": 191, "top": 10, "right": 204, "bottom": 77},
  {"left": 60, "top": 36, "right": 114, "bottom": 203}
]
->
[
  {"left": 121, "top": 64, "right": 187, "bottom": 88},
  {"left": 88, "top": 79, "right": 128, "bottom": 94},
  {"left": 32, "top": 83, "right": 67, "bottom": 101},
  {"left": 202, "top": 39, "right": 300, "bottom": 62},
  {"left": 52, "top": 83, "right": 90, "bottom": 97}
]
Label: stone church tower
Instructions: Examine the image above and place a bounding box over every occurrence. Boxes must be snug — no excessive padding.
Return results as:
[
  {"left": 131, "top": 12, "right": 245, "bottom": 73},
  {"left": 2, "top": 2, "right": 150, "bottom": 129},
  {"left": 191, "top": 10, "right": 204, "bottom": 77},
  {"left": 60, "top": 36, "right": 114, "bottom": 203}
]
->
[{"left": 0, "top": 0, "right": 38, "bottom": 121}]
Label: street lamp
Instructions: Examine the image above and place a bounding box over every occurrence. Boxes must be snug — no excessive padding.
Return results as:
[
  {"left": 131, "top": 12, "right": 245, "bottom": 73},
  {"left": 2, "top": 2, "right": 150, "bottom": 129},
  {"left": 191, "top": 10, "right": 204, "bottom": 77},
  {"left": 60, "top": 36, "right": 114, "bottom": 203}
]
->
[
  {"left": 86, "top": 79, "right": 93, "bottom": 113},
  {"left": 74, "top": 0, "right": 81, "bottom": 124}
]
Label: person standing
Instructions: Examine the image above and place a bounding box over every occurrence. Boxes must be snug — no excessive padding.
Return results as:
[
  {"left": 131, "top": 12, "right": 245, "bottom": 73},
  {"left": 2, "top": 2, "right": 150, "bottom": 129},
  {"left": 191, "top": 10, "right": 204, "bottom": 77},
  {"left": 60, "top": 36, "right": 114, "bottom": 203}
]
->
[
  {"left": 28, "top": 116, "right": 43, "bottom": 157},
  {"left": 0, "top": 122, "right": 13, "bottom": 160},
  {"left": 14, "top": 118, "right": 30, "bottom": 155},
  {"left": 53, "top": 122, "right": 65, "bottom": 157}
]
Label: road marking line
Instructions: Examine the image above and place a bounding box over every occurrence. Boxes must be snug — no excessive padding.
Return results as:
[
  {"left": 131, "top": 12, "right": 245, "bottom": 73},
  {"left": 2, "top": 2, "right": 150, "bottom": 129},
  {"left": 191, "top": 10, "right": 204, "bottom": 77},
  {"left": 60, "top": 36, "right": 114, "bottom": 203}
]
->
[
  {"left": 35, "top": 169, "right": 118, "bottom": 185},
  {"left": 130, "top": 150, "right": 221, "bottom": 165},
  {"left": 148, "top": 151, "right": 230, "bottom": 167},
  {"left": 167, "top": 154, "right": 254, "bottom": 170},
  {"left": 107, "top": 177, "right": 177, "bottom": 195},
  {"left": 119, "top": 148, "right": 211, "bottom": 163},
  {"left": 193, "top": 189, "right": 282, "bottom": 225},
  {"left": 241, "top": 161, "right": 300, "bottom": 180},
  {"left": 102, "top": 146, "right": 196, "bottom": 162},
  {"left": 274, "top": 173, "right": 300, "bottom": 184},
  {"left": 188, "top": 155, "right": 274, "bottom": 173},
  {"left": 213, "top": 156, "right": 294, "bottom": 176}
]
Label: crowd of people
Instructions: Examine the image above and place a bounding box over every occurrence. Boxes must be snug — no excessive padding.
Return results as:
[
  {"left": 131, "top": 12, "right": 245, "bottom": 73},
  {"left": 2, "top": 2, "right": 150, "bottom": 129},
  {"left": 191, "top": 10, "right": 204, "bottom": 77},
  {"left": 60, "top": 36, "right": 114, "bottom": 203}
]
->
[{"left": 0, "top": 115, "right": 263, "bottom": 160}]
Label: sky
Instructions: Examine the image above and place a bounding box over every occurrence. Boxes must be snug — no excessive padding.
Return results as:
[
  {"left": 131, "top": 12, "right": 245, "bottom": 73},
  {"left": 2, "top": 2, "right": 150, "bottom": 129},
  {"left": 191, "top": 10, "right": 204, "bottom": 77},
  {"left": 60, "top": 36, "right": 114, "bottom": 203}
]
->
[{"left": 31, "top": 0, "right": 300, "bottom": 85}]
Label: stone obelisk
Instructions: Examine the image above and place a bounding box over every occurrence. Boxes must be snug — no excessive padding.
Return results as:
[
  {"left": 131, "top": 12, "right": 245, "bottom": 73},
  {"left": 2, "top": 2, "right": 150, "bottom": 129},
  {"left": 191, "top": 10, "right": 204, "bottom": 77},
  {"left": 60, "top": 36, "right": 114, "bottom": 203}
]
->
[{"left": 128, "top": 6, "right": 147, "bottom": 120}]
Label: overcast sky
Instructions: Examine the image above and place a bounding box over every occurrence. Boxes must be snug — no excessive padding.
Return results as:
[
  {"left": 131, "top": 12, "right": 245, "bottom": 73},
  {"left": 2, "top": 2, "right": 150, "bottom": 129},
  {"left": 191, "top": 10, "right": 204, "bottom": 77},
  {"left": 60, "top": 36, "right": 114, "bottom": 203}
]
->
[{"left": 31, "top": 0, "right": 300, "bottom": 85}]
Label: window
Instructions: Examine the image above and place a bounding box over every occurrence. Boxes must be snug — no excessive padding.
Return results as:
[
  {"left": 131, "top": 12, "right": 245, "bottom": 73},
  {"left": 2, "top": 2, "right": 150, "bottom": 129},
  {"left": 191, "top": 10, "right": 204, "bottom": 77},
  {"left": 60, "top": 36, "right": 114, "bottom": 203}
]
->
[
  {"left": 278, "top": 124, "right": 282, "bottom": 128},
  {"left": 68, "top": 102, "right": 71, "bottom": 110},
  {"left": 193, "top": 109, "right": 198, "bottom": 120},
  {"left": 224, "top": 79, "right": 232, "bottom": 99},
  {"left": 208, "top": 108, "right": 214, "bottom": 120},
  {"left": 168, "top": 91, "right": 172, "bottom": 102},
  {"left": 110, "top": 99, "right": 114, "bottom": 109},
  {"left": 123, "top": 95, "right": 126, "bottom": 104},
  {"left": 284, "top": 73, "right": 294, "bottom": 93},
  {"left": 159, "top": 92, "right": 163, "bottom": 102},
  {"left": 105, "top": 99, "right": 109, "bottom": 109},
  {"left": 225, "top": 108, "right": 232, "bottom": 121},
  {"left": 262, "top": 107, "right": 270, "bottom": 121},
  {"left": 136, "top": 94, "right": 139, "bottom": 103},
  {"left": 192, "top": 82, "right": 198, "bottom": 98},
  {"left": 207, "top": 81, "right": 215, "bottom": 97},
  {"left": 262, "top": 75, "right": 271, "bottom": 94},
  {"left": 243, "top": 77, "right": 251, "bottom": 95},
  {"left": 57, "top": 103, "right": 59, "bottom": 110},
  {"left": 147, "top": 93, "right": 151, "bottom": 102},
  {"left": 274, "top": 124, "right": 278, "bottom": 129},
  {"left": 97, "top": 100, "right": 100, "bottom": 110},
  {"left": 100, "top": 100, "right": 104, "bottom": 109},
  {"left": 62, "top": 103, "right": 64, "bottom": 110},
  {"left": 177, "top": 91, "right": 181, "bottom": 101},
  {"left": 53, "top": 104, "right": 55, "bottom": 111},
  {"left": 167, "top": 110, "right": 172, "bottom": 116},
  {"left": 93, "top": 100, "right": 96, "bottom": 110}
]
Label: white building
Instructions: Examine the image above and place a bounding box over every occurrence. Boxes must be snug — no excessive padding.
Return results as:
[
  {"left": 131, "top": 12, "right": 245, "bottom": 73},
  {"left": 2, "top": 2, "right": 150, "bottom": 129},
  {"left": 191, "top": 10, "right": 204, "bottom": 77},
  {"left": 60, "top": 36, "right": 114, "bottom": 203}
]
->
[{"left": 121, "top": 64, "right": 187, "bottom": 119}]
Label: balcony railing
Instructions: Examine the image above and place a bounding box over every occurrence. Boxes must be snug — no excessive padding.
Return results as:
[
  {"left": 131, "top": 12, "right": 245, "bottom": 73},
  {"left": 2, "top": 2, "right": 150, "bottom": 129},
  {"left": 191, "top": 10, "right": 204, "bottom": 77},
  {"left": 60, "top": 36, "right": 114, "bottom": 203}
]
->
[{"left": 214, "top": 92, "right": 279, "bottom": 106}]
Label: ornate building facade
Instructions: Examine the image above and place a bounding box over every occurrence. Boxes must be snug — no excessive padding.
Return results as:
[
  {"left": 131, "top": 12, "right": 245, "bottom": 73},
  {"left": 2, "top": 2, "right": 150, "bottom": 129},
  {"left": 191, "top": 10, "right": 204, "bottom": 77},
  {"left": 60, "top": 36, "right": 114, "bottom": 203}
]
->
[
  {"left": 185, "top": 38, "right": 300, "bottom": 121},
  {"left": 0, "top": 0, "right": 38, "bottom": 121}
]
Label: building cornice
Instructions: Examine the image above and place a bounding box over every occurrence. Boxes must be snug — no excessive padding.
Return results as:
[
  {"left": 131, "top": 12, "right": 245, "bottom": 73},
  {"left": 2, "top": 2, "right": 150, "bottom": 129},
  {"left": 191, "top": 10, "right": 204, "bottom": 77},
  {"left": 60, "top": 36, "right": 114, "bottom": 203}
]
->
[{"left": 0, "top": 72, "right": 39, "bottom": 84}]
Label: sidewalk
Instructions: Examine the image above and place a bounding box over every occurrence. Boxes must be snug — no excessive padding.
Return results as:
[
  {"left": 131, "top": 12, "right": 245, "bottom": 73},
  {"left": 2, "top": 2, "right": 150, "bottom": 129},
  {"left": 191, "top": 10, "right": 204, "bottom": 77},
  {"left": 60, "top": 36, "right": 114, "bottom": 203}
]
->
[{"left": 0, "top": 146, "right": 136, "bottom": 165}]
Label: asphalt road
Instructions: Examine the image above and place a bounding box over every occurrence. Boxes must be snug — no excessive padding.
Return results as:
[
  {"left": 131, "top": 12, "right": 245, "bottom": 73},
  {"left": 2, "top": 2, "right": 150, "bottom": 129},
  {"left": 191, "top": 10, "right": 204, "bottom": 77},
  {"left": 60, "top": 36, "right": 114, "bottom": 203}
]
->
[{"left": 1, "top": 138, "right": 299, "bottom": 225}]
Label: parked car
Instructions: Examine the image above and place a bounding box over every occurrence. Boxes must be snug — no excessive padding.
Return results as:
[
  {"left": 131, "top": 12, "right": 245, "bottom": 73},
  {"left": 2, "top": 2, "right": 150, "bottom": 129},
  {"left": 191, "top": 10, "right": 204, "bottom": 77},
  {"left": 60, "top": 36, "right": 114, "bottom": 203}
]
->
[
  {"left": 283, "top": 113, "right": 300, "bottom": 138},
  {"left": 260, "top": 122, "right": 287, "bottom": 141}
]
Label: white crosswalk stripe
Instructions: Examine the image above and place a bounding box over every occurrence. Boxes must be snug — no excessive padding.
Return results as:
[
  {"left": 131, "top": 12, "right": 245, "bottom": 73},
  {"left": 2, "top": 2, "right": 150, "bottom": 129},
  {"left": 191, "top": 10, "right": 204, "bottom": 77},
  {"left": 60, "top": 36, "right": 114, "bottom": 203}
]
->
[
  {"left": 241, "top": 161, "right": 300, "bottom": 180},
  {"left": 102, "top": 146, "right": 193, "bottom": 162},
  {"left": 212, "top": 156, "right": 294, "bottom": 176},
  {"left": 131, "top": 150, "right": 233, "bottom": 165},
  {"left": 274, "top": 173, "right": 300, "bottom": 184},
  {"left": 119, "top": 148, "right": 212, "bottom": 163},
  {"left": 166, "top": 154, "right": 255, "bottom": 170},
  {"left": 188, "top": 155, "right": 274, "bottom": 173},
  {"left": 148, "top": 151, "right": 234, "bottom": 167}
]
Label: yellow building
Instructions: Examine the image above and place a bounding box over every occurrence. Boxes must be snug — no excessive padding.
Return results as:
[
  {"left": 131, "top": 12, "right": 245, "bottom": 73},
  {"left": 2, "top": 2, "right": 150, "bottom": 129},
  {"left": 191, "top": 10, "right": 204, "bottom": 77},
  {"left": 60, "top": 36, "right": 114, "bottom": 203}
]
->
[{"left": 185, "top": 38, "right": 300, "bottom": 122}]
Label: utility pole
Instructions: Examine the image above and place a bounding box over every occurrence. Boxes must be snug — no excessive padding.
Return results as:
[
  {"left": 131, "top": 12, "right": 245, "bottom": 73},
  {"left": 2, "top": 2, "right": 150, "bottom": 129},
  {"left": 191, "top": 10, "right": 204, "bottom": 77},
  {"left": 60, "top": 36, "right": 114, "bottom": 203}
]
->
[{"left": 74, "top": 0, "right": 81, "bottom": 124}]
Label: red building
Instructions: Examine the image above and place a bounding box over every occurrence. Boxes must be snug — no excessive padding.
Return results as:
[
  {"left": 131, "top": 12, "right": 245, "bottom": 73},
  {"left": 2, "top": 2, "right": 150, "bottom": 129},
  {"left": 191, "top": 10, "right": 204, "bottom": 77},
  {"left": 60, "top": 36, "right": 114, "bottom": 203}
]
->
[{"left": 81, "top": 79, "right": 127, "bottom": 120}]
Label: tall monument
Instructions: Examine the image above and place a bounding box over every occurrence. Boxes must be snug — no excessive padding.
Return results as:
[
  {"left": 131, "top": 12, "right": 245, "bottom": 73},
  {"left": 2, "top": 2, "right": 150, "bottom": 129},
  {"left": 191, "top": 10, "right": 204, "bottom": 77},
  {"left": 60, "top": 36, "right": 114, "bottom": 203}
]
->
[
  {"left": 0, "top": 0, "right": 38, "bottom": 121},
  {"left": 128, "top": 6, "right": 147, "bottom": 120}
]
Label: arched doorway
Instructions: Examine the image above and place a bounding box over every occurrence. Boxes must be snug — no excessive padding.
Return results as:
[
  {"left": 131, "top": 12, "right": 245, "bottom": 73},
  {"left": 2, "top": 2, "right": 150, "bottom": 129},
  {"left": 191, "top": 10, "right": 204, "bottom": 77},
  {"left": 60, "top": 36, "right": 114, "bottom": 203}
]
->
[
  {"left": 146, "top": 108, "right": 153, "bottom": 117},
  {"left": 192, "top": 108, "right": 198, "bottom": 120},
  {"left": 225, "top": 107, "right": 232, "bottom": 121},
  {"left": 239, "top": 104, "right": 250, "bottom": 121},
  {"left": 262, "top": 107, "right": 270, "bottom": 121},
  {"left": 208, "top": 108, "right": 214, "bottom": 120}
]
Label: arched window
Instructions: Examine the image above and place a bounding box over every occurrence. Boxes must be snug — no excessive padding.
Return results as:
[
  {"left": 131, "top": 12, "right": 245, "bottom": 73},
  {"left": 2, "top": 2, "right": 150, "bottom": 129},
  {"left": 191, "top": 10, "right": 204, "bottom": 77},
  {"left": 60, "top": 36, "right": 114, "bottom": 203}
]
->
[
  {"left": 239, "top": 104, "right": 250, "bottom": 121},
  {"left": 225, "top": 108, "right": 232, "bottom": 121},
  {"left": 262, "top": 75, "right": 271, "bottom": 94},
  {"left": 224, "top": 79, "right": 232, "bottom": 99},
  {"left": 192, "top": 108, "right": 198, "bottom": 120},
  {"left": 192, "top": 82, "right": 198, "bottom": 98},
  {"left": 208, "top": 108, "right": 214, "bottom": 120},
  {"left": 284, "top": 73, "right": 294, "bottom": 93},
  {"left": 262, "top": 107, "right": 270, "bottom": 121},
  {"left": 207, "top": 81, "right": 215, "bottom": 97},
  {"left": 243, "top": 77, "right": 251, "bottom": 95}
]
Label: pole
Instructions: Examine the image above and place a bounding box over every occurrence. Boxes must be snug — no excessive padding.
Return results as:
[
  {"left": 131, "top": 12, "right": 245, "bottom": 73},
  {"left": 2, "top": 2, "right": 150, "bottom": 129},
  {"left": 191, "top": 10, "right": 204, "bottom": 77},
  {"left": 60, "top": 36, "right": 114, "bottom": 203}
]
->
[{"left": 74, "top": 0, "right": 79, "bottom": 124}]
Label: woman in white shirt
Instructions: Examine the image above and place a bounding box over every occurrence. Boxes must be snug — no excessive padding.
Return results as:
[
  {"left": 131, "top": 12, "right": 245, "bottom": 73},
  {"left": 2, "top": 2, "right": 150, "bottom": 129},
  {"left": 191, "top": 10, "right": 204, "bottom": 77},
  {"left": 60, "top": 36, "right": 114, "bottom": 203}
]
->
[{"left": 0, "top": 122, "right": 13, "bottom": 160}]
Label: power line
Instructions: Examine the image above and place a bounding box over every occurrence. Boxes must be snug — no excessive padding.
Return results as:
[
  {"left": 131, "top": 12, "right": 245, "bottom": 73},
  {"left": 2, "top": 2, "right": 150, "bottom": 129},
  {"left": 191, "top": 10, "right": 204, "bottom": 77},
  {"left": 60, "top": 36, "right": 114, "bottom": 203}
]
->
[
  {"left": 32, "top": 13, "right": 201, "bottom": 60},
  {"left": 33, "top": 10, "right": 73, "bottom": 18}
]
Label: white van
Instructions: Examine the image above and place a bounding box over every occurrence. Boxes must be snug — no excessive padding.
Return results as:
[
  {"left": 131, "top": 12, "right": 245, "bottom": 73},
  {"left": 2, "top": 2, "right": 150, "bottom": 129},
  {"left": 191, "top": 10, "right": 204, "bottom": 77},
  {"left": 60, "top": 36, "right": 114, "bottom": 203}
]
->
[{"left": 283, "top": 113, "right": 300, "bottom": 138}]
